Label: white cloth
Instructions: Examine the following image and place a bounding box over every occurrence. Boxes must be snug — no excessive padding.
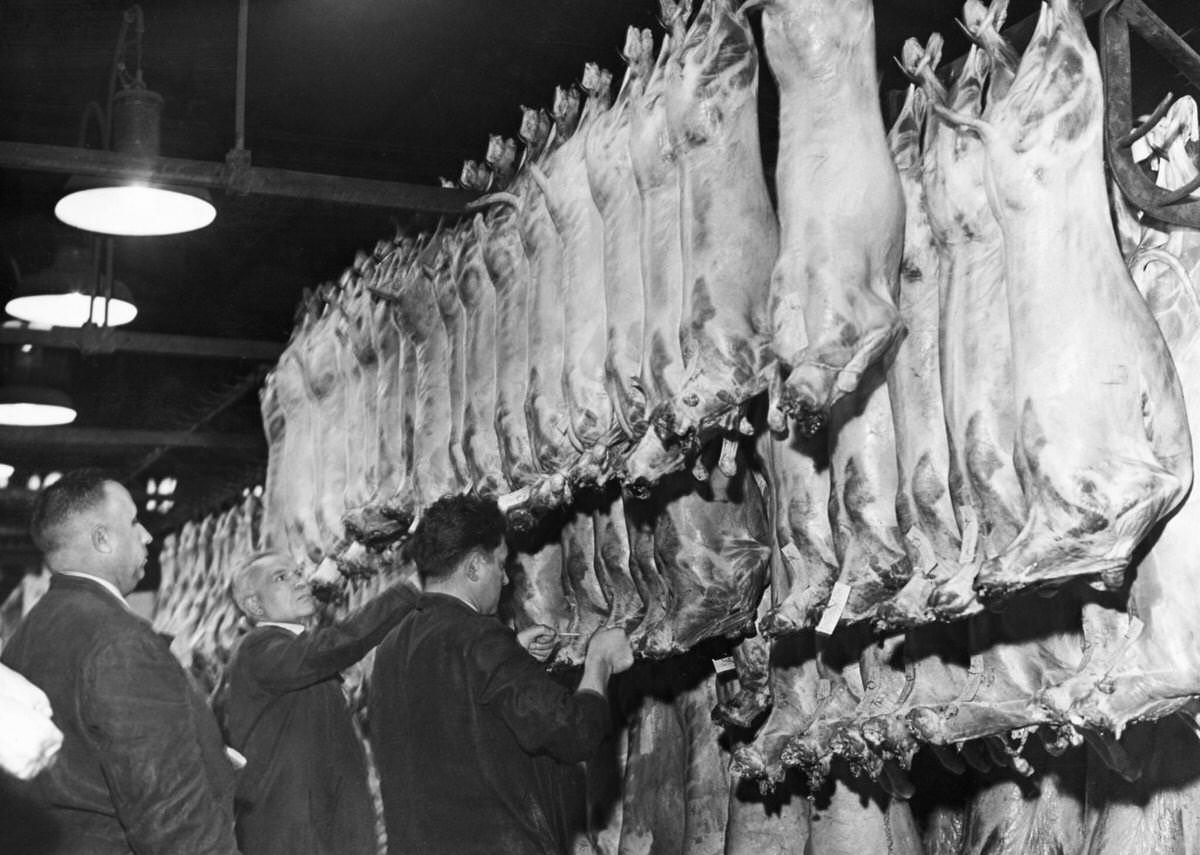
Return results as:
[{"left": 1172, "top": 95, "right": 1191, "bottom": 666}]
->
[
  {"left": 258, "top": 621, "right": 304, "bottom": 636},
  {"left": 0, "top": 663, "right": 62, "bottom": 780}
]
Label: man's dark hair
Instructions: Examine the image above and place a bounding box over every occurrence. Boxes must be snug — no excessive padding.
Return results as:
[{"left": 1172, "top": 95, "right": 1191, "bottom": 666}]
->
[
  {"left": 408, "top": 494, "right": 506, "bottom": 581},
  {"left": 29, "top": 469, "right": 115, "bottom": 554}
]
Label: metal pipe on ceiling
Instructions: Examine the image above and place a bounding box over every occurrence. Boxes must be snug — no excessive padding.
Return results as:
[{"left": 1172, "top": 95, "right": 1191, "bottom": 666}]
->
[
  {"left": 0, "top": 425, "right": 264, "bottom": 450},
  {"left": 0, "top": 325, "right": 284, "bottom": 361},
  {"left": 0, "top": 141, "right": 477, "bottom": 214}
]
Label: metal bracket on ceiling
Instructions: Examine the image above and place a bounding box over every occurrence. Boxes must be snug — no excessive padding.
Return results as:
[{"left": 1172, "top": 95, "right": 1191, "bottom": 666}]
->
[{"left": 1102, "top": 0, "right": 1200, "bottom": 228}]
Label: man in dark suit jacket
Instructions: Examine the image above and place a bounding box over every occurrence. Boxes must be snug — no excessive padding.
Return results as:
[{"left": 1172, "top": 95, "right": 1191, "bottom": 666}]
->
[
  {"left": 0, "top": 469, "right": 241, "bottom": 855},
  {"left": 222, "top": 550, "right": 422, "bottom": 855},
  {"left": 370, "top": 494, "right": 633, "bottom": 855}
]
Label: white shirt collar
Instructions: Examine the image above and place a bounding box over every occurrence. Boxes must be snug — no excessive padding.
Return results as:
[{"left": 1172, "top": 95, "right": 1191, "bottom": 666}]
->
[
  {"left": 58, "top": 570, "right": 130, "bottom": 610},
  {"left": 258, "top": 621, "right": 305, "bottom": 636},
  {"left": 426, "top": 588, "right": 478, "bottom": 612}
]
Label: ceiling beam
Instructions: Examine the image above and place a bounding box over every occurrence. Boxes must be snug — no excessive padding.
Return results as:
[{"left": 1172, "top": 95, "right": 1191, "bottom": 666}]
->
[
  {"left": 0, "top": 325, "right": 284, "bottom": 361},
  {"left": 0, "top": 426, "right": 265, "bottom": 451},
  {"left": 0, "top": 141, "right": 477, "bottom": 215}
]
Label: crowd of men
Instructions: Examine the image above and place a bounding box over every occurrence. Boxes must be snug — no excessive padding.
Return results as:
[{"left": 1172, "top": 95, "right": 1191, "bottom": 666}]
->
[{"left": 0, "top": 470, "right": 633, "bottom": 855}]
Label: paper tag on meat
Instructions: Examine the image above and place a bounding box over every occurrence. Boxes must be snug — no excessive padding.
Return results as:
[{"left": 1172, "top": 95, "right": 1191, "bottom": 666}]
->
[
  {"left": 957, "top": 510, "right": 980, "bottom": 566},
  {"left": 712, "top": 656, "right": 737, "bottom": 675},
  {"left": 780, "top": 542, "right": 804, "bottom": 573},
  {"left": 816, "top": 582, "right": 852, "bottom": 636}
]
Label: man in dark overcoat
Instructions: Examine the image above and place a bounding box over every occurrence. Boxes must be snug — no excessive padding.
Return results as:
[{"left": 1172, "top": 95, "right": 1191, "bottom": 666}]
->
[
  {"left": 0, "top": 469, "right": 241, "bottom": 855},
  {"left": 369, "top": 493, "right": 633, "bottom": 855},
  {"left": 222, "top": 549, "right": 421, "bottom": 855}
]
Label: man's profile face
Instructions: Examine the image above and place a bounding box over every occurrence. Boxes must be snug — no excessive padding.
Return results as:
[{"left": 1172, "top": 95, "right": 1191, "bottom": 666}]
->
[
  {"left": 99, "top": 482, "right": 152, "bottom": 596},
  {"left": 253, "top": 557, "right": 317, "bottom": 623}
]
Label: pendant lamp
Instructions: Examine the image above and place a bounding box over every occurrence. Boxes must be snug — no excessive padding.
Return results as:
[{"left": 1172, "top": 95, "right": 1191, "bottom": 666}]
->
[
  {"left": 5, "top": 239, "right": 137, "bottom": 328},
  {"left": 0, "top": 385, "right": 77, "bottom": 427},
  {"left": 55, "top": 8, "right": 216, "bottom": 237},
  {"left": 0, "top": 327, "right": 78, "bottom": 426}
]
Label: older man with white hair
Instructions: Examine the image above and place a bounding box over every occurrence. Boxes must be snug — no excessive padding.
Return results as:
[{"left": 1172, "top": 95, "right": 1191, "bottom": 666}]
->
[{"left": 222, "top": 550, "right": 420, "bottom": 855}]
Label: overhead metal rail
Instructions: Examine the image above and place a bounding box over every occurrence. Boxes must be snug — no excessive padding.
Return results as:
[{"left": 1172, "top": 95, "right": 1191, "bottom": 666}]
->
[
  {"left": 0, "top": 425, "right": 264, "bottom": 451},
  {"left": 1102, "top": 0, "right": 1200, "bottom": 228},
  {"left": 0, "top": 324, "right": 284, "bottom": 361},
  {"left": 0, "top": 140, "right": 476, "bottom": 215}
]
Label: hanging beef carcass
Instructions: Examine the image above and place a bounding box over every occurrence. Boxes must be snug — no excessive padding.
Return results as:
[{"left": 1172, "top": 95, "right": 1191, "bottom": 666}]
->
[
  {"left": 452, "top": 217, "right": 506, "bottom": 495},
  {"left": 621, "top": 2, "right": 771, "bottom": 658},
  {"left": 374, "top": 234, "right": 461, "bottom": 518},
  {"left": 762, "top": 0, "right": 904, "bottom": 437},
  {"left": 339, "top": 270, "right": 383, "bottom": 521},
  {"left": 757, "top": 424, "right": 838, "bottom": 635},
  {"left": 476, "top": 119, "right": 545, "bottom": 491},
  {"left": 430, "top": 228, "right": 473, "bottom": 493},
  {"left": 345, "top": 243, "right": 417, "bottom": 544},
  {"left": 891, "top": 22, "right": 1098, "bottom": 760},
  {"left": 617, "top": 660, "right": 731, "bottom": 855},
  {"left": 1083, "top": 717, "right": 1200, "bottom": 855},
  {"left": 821, "top": 354, "right": 911, "bottom": 627},
  {"left": 527, "top": 64, "right": 617, "bottom": 484},
  {"left": 940, "top": 0, "right": 1191, "bottom": 600},
  {"left": 627, "top": 2, "right": 689, "bottom": 463},
  {"left": 522, "top": 87, "right": 581, "bottom": 479},
  {"left": 261, "top": 298, "right": 329, "bottom": 561},
  {"left": 1042, "top": 102, "right": 1200, "bottom": 735},
  {"left": 585, "top": 26, "right": 654, "bottom": 442},
  {"left": 294, "top": 286, "right": 359, "bottom": 553},
  {"left": 522, "top": 68, "right": 651, "bottom": 656},
  {"left": 902, "top": 30, "right": 1022, "bottom": 618},
  {"left": 616, "top": 5, "right": 693, "bottom": 655},
  {"left": 731, "top": 630, "right": 922, "bottom": 853},
  {"left": 624, "top": 0, "right": 776, "bottom": 480},
  {"left": 874, "top": 81, "right": 964, "bottom": 631},
  {"left": 473, "top": 114, "right": 578, "bottom": 660}
]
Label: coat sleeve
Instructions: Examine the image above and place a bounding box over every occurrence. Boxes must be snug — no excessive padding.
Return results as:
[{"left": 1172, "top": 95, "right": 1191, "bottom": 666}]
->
[
  {"left": 471, "top": 623, "right": 610, "bottom": 764},
  {"left": 82, "top": 631, "right": 240, "bottom": 855},
  {"left": 246, "top": 583, "right": 419, "bottom": 693}
]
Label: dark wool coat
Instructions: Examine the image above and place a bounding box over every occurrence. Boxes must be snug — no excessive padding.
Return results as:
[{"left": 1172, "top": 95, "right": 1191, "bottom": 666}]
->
[
  {"left": 222, "top": 583, "right": 419, "bottom": 855},
  {"left": 0, "top": 573, "right": 240, "bottom": 855},
  {"left": 370, "top": 593, "right": 610, "bottom": 855}
]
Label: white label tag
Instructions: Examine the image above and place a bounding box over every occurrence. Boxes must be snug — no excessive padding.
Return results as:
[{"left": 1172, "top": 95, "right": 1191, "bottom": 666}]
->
[
  {"left": 816, "top": 582, "right": 852, "bottom": 636},
  {"left": 958, "top": 511, "right": 980, "bottom": 565},
  {"left": 1125, "top": 615, "right": 1145, "bottom": 644},
  {"left": 712, "top": 656, "right": 737, "bottom": 675}
]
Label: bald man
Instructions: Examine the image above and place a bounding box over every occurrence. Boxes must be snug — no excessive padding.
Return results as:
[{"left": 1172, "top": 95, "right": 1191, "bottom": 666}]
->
[
  {"left": 0, "top": 469, "right": 241, "bottom": 855},
  {"left": 222, "top": 551, "right": 422, "bottom": 855}
]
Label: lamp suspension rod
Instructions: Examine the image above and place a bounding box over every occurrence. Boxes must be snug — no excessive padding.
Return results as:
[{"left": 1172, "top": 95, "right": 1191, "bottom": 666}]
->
[{"left": 235, "top": 0, "right": 248, "bottom": 153}]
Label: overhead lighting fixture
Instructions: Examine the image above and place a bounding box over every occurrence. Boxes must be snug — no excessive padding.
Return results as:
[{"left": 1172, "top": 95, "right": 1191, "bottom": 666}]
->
[
  {"left": 0, "top": 330, "right": 79, "bottom": 426},
  {"left": 0, "top": 463, "right": 13, "bottom": 488},
  {"left": 55, "top": 7, "right": 216, "bottom": 237},
  {"left": 5, "top": 239, "right": 138, "bottom": 328},
  {"left": 0, "top": 386, "right": 77, "bottom": 427}
]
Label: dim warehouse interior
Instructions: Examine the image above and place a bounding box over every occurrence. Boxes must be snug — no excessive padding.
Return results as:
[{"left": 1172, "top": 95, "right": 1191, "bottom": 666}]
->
[
  {"left": 0, "top": 0, "right": 1192, "bottom": 593},
  {"left": 2, "top": 0, "right": 1200, "bottom": 850}
]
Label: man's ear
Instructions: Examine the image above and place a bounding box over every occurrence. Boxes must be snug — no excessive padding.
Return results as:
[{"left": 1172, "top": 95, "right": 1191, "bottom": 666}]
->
[
  {"left": 91, "top": 524, "right": 112, "bottom": 554},
  {"left": 243, "top": 595, "right": 265, "bottom": 619},
  {"left": 463, "top": 551, "right": 482, "bottom": 583}
]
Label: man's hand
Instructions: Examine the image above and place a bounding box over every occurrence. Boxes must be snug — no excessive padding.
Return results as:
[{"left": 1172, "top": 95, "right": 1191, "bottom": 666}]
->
[
  {"left": 516, "top": 625, "right": 559, "bottom": 662},
  {"left": 583, "top": 627, "right": 634, "bottom": 681}
]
